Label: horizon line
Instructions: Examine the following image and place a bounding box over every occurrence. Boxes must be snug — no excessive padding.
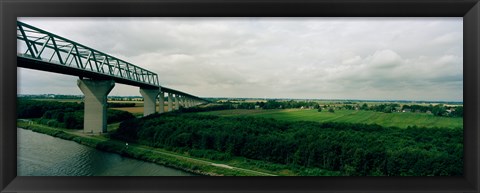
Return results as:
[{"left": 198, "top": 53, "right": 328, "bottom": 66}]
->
[{"left": 17, "top": 94, "right": 464, "bottom": 103}]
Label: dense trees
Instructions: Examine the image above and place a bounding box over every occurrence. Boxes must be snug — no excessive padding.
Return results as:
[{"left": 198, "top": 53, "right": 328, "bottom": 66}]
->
[
  {"left": 356, "top": 103, "right": 463, "bottom": 117},
  {"left": 254, "top": 100, "right": 320, "bottom": 109},
  {"left": 449, "top": 106, "right": 463, "bottom": 117},
  {"left": 112, "top": 113, "right": 463, "bottom": 176},
  {"left": 18, "top": 99, "right": 134, "bottom": 129},
  {"left": 18, "top": 99, "right": 83, "bottom": 118},
  {"left": 107, "top": 102, "right": 136, "bottom": 108},
  {"left": 39, "top": 108, "right": 134, "bottom": 129},
  {"left": 401, "top": 104, "right": 431, "bottom": 113},
  {"left": 178, "top": 104, "right": 235, "bottom": 113},
  {"left": 39, "top": 109, "right": 84, "bottom": 129},
  {"left": 212, "top": 100, "right": 324, "bottom": 110},
  {"left": 236, "top": 102, "right": 256, "bottom": 109},
  {"left": 402, "top": 104, "right": 463, "bottom": 117}
]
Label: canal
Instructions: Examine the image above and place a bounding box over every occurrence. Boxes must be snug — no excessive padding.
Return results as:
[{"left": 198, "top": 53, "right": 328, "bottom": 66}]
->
[{"left": 17, "top": 128, "right": 195, "bottom": 176}]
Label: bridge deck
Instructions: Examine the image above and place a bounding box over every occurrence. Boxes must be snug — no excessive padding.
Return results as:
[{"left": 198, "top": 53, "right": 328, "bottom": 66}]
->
[{"left": 17, "top": 21, "right": 206, "bottom": 101}]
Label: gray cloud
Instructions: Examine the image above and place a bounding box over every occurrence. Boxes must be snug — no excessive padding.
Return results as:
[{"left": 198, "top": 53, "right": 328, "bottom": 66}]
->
[{"left": 18, "top": 17, "right": 463, "bottom": 101}]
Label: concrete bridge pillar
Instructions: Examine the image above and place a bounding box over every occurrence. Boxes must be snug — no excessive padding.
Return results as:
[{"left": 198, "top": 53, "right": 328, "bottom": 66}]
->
[
  {"left": 158, "top": 91, "right": 165, "bottom": 113},
  {"left": 181, "top": 96, "right": 186, "bottom": 108},
  {"left": 140, "top": 88, "right": 158, "bottom": 117},
  {"left": 175, "top": 94, "right": 180, "bottom": 110},
  {"left": 180, "top": 96, "right": 188, "bottom": 108},
  {"left": 184, "top": 98, "right": 189, "bottom": 108},
  {"left": 167, "top": 93, "right": 173, "bottom": 112},
  {"left": 77, "top": 79, "right": 115, "bottom": 134}
]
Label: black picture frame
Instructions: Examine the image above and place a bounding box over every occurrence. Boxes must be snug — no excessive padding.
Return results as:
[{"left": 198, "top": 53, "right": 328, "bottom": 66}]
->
[{"left": 1, "top": 0, "right": 479, "bottom": 192}]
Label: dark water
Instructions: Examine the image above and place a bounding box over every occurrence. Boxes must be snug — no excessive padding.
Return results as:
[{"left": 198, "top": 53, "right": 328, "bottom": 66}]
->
[{"left": 17, "top": 128, "right": 195, "bottom": 176}]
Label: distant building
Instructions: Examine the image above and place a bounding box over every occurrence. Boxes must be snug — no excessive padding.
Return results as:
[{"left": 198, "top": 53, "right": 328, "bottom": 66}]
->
[
  {"left": 132, "top": 98, "right": 143, "bottom": 101},
  {"left": 395, "top": 107, "right": 402, "bottom": 112},
  {"left": 446, "top": 109, "right": 455, "bottom": 113}
]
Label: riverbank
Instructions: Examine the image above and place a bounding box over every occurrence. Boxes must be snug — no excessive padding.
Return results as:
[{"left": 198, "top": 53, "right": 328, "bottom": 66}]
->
[
  {"left": 17, "top": 121, "right": 277, "bottom": 176},
  {"left": 18, "top": 128, "right": 195, "bottom": 176}
]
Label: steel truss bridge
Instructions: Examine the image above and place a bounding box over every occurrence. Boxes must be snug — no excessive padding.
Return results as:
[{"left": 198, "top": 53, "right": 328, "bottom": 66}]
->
[
  {"left": 17, "top": 21, "right": 205, "bottom": 101},
  {"left": 17, "top": 21, "right": 208, "bottom": 134}
]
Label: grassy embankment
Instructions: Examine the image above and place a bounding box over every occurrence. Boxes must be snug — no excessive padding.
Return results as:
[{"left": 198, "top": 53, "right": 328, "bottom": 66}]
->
[
  {"left": 17, "top": 121, "right": 277, "bottom": 176},
  {"left": 198, "top": 109, "right": 463, "bottom": 129}
]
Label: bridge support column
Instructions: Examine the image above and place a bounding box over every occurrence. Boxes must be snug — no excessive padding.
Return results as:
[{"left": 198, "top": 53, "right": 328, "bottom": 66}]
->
[
  {"left": 184, "top": 98, "right": 189, "bottom": 108},
  {"left": 159, "top": 91, "right": 165, "bottom": 113},
  {"left": 181, "top": 96, "right": 186, "bottom": 108},
  {"left": 175, "top": 95, "right": 180, "bottom": 110},
  {"left": 77, "top": 79, "right": 115, "bottom": 134},
  {"left": 140, "top": 88, "right": 158, "bottom": 117},
  {"left": 167, "top": 93, "right": 173, "bottom": 111}
]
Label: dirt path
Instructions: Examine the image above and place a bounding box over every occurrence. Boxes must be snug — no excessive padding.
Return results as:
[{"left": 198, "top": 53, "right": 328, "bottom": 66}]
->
[
  {"left": 134, "top": 145, "right": 277, "bottom": 176},
  {"left": 69, "top": 127, "right": 277, "bottom": 176}
]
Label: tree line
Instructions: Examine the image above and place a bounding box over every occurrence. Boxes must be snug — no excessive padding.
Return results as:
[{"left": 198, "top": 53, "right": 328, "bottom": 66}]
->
[
  {"left": 202, "top": 100, "right": 321, "bottom": 110},
  {"left": 356, "top": 103, "right": 463, "bottom": 117},
  {"left": 18, "top": 99, "right": 84, "bottom": 118},
  {"left": 18, "top": 99, "right": 135, "bottom": 129},
  {"left": 107, "top": 102, "right": 136, "bottom": 108},
  {"left": 212, "top": 100, "right": 463, "bottom": 118},
  {"left": 177, "top": 100, "right": 321, "bottom": 113},
  {"left": 112, "top": 113, "right": 462, "bottom": 176}
]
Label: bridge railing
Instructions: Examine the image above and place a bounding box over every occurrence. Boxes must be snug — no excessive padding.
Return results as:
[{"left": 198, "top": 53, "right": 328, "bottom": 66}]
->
[{"left": 17, "top": 21, "right": 159, "bottom": 87}]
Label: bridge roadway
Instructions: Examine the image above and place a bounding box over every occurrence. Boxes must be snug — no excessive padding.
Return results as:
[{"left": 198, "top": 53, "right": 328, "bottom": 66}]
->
[{"left": 17, "top": 21, "right": 208, "bottom": 134}]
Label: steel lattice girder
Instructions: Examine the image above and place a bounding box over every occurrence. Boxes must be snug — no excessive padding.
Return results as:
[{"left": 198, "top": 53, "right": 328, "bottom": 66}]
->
[
  {"left": 16, "top": 21, "right": 208, "bottom": 102},
  {"left": 17, "top": 21, "right": 159, "bottom": 87}
]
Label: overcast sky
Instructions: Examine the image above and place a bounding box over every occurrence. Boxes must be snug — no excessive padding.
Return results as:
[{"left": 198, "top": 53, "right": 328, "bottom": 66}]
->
[{"left": 17, "top": 17, "right": 463, "bottom": 101}]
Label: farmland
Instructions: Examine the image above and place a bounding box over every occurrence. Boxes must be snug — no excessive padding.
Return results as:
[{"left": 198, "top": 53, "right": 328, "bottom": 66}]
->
[{"left": 198, "top": 109, "right": 463, "bottom": 129}]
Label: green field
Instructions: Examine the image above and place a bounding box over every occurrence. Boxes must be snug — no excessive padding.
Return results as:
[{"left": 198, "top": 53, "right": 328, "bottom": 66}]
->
[{"left": 199, "top": 109, "right": 463, "bottom": 129}]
